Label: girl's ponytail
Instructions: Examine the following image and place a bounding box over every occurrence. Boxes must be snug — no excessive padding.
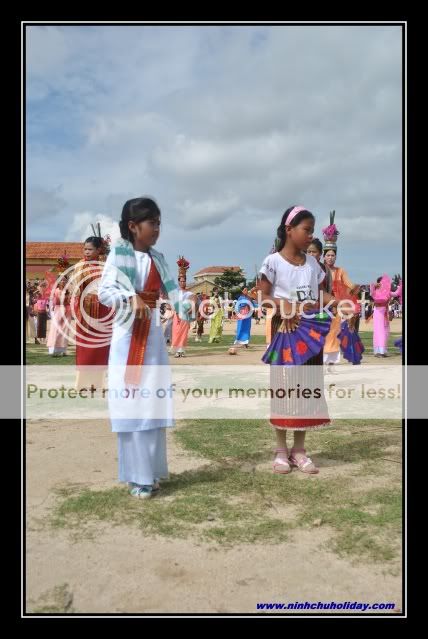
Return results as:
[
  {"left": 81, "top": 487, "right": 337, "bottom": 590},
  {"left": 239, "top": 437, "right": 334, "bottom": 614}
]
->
[
  {"left": 119, "top": 219, "right": 131, "bottom": 241},
  {"left": 275, "top": 224, "right": 286, "bottom": 252}
]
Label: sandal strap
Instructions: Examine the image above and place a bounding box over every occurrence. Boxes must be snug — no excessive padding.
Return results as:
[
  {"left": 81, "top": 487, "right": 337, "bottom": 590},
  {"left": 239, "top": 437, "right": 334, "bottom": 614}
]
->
[
  {"left": 290, "top": 453, "right": 314, "bottom": 468},
  {"left": 273, "top": 459, "right": 290, "bottom": 468},
  {"left": 274, "top": 456, "right": 290, "bottom": 466}
]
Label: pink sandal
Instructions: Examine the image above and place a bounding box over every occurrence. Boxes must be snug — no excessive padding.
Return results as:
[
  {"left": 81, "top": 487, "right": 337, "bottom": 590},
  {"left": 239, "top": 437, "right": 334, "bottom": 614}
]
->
[
  {"left": 289, "top": 448, "right": 319, "bottom": 474},
  {"left": 273, "top": 448, "right": 291, "bottom": 474}
]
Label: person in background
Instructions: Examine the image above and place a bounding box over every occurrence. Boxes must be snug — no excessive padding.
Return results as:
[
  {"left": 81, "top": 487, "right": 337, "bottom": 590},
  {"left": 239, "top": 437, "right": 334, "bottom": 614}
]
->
[
  {"left": 171, "top": 259, "right": 194, "bottom": 357},
  {"left": 34, "top": 281, "right": 49, "bottom": 344},
  {"left": 195, "top": 293, "right": 208, "bottom": 342},
  {"left": 26, "top": 281, "right": 39, "bottom": 343},
  {"left": 160, "top": 300, "right": 174, "bottom": 347},
  {"left": 321, "top": 215, "right": 360, "bottom": 373},
  {"left": 73, "top": 235, "right": 112, "bottom": 390},
  {"left": 208, "top": 287, "right": 224, "bottom": 344},
  {"left": 47, "top": 278, "right": 72, "bottom": 356},
  {"left": 233, "top": 288, "right": 253, "bottom": 349}
]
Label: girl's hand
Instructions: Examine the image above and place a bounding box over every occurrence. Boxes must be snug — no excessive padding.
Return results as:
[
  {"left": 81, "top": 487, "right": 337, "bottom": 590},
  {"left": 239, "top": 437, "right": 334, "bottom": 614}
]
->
[
  {"left": 299, "top": 301, "right": 319, "bottom": 315},
  {"left": 329, "top": 297, "right": 338, "bottom": 308},
  {"left": 326, "top": 297, "right": 338, "bottom": 316},
  {"left": 283, "top": 316, "right": 300, "bottom": 332},
  {"left": 347, "top": 315, "right": 357, "bottom": 332},
  {"left": 131, "top": 295, "right": 151, "bottom": 320}
]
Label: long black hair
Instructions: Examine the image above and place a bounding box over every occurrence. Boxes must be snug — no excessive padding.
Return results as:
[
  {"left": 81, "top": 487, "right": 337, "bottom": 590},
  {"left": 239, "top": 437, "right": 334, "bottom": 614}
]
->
[
  {"left": 275, "top": 206, "right": 314, "bottom": 251},
  {"left": 119, "top": 197, "right": 161, "bottom": 242}
]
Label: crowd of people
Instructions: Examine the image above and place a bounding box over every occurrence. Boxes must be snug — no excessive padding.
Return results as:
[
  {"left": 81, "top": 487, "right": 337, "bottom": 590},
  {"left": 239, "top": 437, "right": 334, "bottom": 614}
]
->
[
  {"left": 27, "top": 244, "right": 402, "bottom": 366},
  {"left": 26, "top": 197, "right": 402, "bottom": 498}
]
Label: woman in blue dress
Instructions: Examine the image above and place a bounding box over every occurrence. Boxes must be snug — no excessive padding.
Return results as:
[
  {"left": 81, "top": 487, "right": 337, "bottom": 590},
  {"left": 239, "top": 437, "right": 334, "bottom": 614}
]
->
[{"left": 234, "top": 288, "right": 253, "bottom": 349}]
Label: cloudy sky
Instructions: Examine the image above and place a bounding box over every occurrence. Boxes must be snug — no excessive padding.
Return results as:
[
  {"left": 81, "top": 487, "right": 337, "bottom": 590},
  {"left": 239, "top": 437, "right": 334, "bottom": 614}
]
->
[{"left": 26, "top": 23, "right": 403, "bottom": 284}]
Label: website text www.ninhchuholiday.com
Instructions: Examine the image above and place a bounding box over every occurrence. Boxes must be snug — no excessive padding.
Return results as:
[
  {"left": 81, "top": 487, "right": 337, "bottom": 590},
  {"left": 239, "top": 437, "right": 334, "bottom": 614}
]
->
[{"left": 256, "top": 601, "right": 397, "bottom": 611}]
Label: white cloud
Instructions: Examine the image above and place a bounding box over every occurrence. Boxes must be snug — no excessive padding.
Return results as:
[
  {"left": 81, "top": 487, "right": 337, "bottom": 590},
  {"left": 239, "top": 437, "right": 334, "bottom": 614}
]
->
[
  {"left": 177, "top": 195, "right": 240, "bottom": 229},
  {"left": 26, "top": 24, "right": 403, "bottom": 281},
  {"left": 64, "top": 212, "right": 121, "bottom": 244}
]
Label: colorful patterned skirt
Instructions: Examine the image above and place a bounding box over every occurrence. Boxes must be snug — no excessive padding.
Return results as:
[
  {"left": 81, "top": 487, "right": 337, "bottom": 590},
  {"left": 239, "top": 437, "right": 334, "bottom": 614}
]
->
[{"left": 268, "top": 315, "right": 331, "bottom": 430}]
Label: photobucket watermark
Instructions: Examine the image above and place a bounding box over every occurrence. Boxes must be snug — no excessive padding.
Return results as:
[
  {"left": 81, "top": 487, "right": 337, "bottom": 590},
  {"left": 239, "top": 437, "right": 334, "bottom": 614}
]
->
[
  {"left": 197, "top": 290, "right": 358, "bottom": 321},
  {"left": 19, "top": 363, "right": 410, "bottom": 421},
  {"left": 161, "top": 290, "right": 359, "bottom": 321},
  {"left": 40, "top": 264, "right": 361, "bottom": 350}
]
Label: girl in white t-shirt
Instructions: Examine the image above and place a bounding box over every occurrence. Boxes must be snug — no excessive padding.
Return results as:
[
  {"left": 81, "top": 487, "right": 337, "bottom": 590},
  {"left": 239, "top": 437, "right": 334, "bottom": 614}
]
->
[{"left": 258, "top": 205, "right": 338, "bottom": 474}]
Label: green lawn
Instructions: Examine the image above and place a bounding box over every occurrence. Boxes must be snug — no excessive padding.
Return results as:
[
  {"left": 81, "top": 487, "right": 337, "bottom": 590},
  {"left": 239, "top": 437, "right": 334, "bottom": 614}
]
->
[
  {"left": 358, "top": 331, "right": 401, "bottom": 356},
  {"left": 25, "top": 343, "right": 76, "bottom": 365},
  {"left": 26, "top": 330, "right": 402, "bottom": 364}
]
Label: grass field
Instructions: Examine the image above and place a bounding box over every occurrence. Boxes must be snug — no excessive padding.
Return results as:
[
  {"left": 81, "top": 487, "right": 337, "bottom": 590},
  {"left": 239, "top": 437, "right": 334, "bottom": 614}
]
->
[
  {"left": 25, "top": 331, "right": 402, "bottom": 364},
  {"left": 49, "top": 418, "right": 402, "bottom": 566}
]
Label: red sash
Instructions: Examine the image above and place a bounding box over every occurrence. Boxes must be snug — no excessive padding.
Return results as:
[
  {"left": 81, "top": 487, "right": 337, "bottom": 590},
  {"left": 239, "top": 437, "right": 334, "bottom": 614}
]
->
[{"left": 124, "top": 258, "right": 162, "bottom": 385}]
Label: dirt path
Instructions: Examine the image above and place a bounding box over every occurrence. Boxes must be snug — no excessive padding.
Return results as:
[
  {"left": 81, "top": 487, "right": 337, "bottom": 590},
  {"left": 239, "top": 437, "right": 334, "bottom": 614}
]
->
[
  {"left": 26, "top": 419, "right": 402, "bottom": 614},
  {"left": 25, "top": 318, "right": 402, "bottom": 614}
]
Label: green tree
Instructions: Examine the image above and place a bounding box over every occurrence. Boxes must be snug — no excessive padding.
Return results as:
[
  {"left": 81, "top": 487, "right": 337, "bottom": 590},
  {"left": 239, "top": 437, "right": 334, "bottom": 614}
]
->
[{"left": 214, "top": 268, "right": 246, "bottom": 298}]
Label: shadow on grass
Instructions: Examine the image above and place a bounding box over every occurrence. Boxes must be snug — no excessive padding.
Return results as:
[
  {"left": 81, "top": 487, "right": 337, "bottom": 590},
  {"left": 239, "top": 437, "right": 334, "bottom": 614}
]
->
[
  {"left": 46, "top": 419, "right": 402, "bottom": 563},
  {"left": 49, "top": 461, "right": 401, "bottom": 563}
]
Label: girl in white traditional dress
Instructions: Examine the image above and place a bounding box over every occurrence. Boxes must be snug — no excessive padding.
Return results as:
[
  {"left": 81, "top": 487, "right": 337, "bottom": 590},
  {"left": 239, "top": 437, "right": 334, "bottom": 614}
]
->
[{"left": 99, "top": 197, "right": 194, "bottom": 499}]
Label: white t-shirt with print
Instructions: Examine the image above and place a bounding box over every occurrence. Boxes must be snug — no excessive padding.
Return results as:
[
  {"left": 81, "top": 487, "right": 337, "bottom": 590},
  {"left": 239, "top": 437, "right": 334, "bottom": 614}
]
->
[{"left": 259, "top": 252, "right": 325, "bottom": 303}]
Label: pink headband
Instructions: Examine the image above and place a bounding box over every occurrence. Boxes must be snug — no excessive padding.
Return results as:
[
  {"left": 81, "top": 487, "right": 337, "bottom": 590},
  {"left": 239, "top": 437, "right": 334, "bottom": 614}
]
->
[{"left": 285, "top": 205, "right": 307, "bottom": 226}]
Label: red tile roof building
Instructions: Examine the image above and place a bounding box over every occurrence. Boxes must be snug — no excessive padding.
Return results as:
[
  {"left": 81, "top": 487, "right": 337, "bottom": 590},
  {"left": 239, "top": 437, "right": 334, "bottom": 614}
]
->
[
  {"left": 193, "top": 266, "right": 242, "bottom": 279},
  {"left": 26, "top": 242, "right": 83, "bottom": 279},
  {"left": 26, "top": 246, "right": 247, "bottom": 295}
]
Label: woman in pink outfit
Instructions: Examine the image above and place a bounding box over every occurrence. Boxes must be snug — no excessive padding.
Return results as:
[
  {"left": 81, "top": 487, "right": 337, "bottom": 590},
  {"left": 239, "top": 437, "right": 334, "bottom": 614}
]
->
[
  {"left": 171, "top": 257, "right": 196, "bottom": 358},
  {"left": 33, "top": 282, "right": 49, "bottom": 343},
  {"left": 47, "top": 280, "right": 71, "bottom": 356},
  {"left": 370, "top": 275, "right": 392, "bottom": 357},
  {"left": 171, "top": 276, "right": 194, "bottom": 357}
]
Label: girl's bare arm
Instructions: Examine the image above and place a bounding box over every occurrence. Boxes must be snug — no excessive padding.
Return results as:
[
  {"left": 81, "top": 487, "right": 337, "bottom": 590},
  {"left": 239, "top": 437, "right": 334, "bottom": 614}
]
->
[{"left": 256, "top": 275, "right": 293, "bottom": 315}]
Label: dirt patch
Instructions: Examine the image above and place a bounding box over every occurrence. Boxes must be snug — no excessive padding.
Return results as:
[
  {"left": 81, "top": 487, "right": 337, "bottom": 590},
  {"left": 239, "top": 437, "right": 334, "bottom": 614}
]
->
[{"left": 26, "top": 419, "right": 402, "bottom": 614}]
